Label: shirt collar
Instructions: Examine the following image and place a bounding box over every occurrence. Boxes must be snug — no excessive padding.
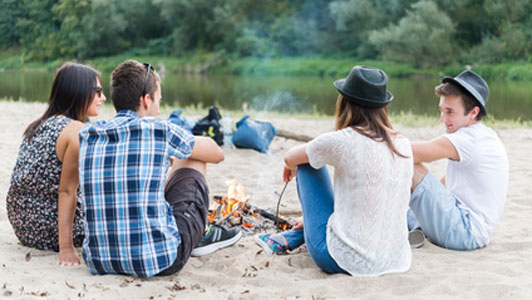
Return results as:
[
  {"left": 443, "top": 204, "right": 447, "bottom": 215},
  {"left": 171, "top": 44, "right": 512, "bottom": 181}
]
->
[{"left": 116, "top": 109, "right": 141, "bottom": 119}]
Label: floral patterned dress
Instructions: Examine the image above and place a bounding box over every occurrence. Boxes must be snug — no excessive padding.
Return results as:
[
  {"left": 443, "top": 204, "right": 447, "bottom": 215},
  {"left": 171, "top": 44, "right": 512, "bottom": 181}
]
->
[{"left": 6, "top": 115, "right": 84, "bottom": 251}]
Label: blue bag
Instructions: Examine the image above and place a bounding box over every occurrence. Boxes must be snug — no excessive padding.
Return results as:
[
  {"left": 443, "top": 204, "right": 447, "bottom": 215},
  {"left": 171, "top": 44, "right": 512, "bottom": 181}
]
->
[
  {"left": 232, "top": 114, "right": 276, "bottom": 153},
  {"left": 168, "top": 109, "right": 197, "bottom": 132}
]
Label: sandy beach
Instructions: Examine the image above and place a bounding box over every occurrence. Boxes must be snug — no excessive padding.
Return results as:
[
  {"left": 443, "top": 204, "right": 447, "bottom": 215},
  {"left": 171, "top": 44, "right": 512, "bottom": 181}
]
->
[{"left": 1, "top": 101, "right": 531, "bottom": 300}]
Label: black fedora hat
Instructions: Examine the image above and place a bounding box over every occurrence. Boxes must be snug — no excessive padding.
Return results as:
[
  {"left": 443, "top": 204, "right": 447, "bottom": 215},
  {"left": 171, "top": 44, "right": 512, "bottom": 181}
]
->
[
  {"left": 442, "top": 69, "right": 489, "bottom": 115},
  {"left": 334, "top": 66, "right": 393, "bottom": 108}
]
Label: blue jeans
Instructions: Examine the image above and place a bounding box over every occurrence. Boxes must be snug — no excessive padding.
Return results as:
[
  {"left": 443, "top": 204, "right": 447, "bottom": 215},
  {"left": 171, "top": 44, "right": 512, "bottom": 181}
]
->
[
  {"left": 409, "top": 172, "right": 480, "bottom": 250},
  {"left": 281, "top": 164, "right": 347, "bottom": 274}
]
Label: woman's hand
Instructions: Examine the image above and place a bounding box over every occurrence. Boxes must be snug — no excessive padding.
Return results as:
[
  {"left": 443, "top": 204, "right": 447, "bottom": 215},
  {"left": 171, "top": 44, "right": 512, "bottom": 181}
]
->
[
  {"left": 56, "top": 121, "right": 84, "bottom": 267},
  {"left": 282, "top": 143, "right": 309, "bottom": 182},
  {"left": 283, "top": 165, "right": 297, "bottom": 182},
  {"left": 292, "top": 218, "right": 304, "bottom": 230},
  {"left": 59, "top": 246, "right": 81, "bottom": 266}
]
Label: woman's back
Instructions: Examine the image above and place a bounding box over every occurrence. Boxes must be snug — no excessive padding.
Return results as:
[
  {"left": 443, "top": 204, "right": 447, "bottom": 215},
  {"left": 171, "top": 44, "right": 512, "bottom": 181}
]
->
[
  {"left": 6, "top": 116, "right": 84, "bottom": 250},
  {"left": 306, "top": 127, "right": 413, "bottom": 276}
]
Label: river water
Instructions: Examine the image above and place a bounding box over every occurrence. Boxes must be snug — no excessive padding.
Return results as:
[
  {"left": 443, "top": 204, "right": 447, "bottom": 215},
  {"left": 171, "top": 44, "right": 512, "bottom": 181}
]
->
[{"left": 1, "top": 71, "right": 531, "bottom": 120}]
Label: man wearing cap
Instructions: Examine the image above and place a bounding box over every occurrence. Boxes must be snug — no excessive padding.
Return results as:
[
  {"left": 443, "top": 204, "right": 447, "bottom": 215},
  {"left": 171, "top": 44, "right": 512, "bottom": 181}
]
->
[{"left": 408, "top": 69, "right": 509, "bottom": 250}]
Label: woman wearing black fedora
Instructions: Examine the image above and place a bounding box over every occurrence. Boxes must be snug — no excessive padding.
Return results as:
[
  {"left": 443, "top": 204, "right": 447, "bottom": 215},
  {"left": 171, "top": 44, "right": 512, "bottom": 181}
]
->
[{"left": 255, "top": 66, "right": 413, "bottom": 276}]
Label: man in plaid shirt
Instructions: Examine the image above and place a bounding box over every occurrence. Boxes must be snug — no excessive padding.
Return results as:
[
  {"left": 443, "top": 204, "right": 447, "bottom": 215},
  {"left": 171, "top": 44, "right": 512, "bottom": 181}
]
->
[{"left": 78, "top": 60, "right": 241, "bottom": 277}]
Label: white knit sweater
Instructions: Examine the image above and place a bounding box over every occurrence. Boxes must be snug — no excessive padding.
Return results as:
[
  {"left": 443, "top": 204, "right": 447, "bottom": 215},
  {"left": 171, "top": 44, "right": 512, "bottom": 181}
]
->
[{"left": 306, "top": 127, "right": 413, "bottom": 276}]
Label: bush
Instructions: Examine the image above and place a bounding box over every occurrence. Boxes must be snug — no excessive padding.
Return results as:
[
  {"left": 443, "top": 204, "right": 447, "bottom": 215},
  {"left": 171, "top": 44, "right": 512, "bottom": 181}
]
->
[{"left": 369, "top": 0, "right": 456, "bottom": 67}]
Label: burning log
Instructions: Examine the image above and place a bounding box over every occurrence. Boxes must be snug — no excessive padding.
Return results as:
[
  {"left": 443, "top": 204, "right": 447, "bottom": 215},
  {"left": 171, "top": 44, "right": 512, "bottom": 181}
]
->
[
  {"left": 208, "top": 179, "right": 293, "bottom": 234},
  {"left": 209, "top": 195, "right": 292, "bottom": 233},
  {"left": 248, "top": 206, "right": 292, "bottom": 231},
  {"left": 213, "top": 199, "right": 246, "bottom": 225}
]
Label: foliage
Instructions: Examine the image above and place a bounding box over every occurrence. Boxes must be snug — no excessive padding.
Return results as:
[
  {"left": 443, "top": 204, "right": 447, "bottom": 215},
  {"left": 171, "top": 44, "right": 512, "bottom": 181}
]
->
[
  {"left": 0, "top": 0, "right": 531, "bottom": 67},
  {"left": 0, "top": 0, "right": 21, "bottom": 49},
  {"left": 369, "top": 0, "right": 456, "bottom": 67},
  {"left": 441, "top": 62, "right": 532, "bottom": 81},
  {"left": 329, "top": 0, "right": 413, "bottom": 57},
  {"left": 227, "top": 57, "right": 422, "bottom": 78}
]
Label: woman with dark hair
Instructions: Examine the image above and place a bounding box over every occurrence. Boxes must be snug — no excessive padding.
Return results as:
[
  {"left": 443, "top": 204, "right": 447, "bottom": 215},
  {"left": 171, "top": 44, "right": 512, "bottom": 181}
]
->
[
  {"left": 255, "top": 66, "right": 413, "bottom": 276},
  {"left": 6, "top": 62, "right": 106, "bottom": 266}
]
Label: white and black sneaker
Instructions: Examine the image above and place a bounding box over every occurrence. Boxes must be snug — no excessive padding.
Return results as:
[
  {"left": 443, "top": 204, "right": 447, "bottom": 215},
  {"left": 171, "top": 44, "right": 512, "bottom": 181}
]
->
[{"left": 191, "top": 224, "right": 242, "bottom": 256}]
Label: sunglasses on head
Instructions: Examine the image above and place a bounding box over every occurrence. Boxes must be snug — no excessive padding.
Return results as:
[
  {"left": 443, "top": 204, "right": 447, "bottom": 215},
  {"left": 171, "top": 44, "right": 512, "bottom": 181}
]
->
[{"left": 142, "top": 63, "right": 155, "bottom": 97}]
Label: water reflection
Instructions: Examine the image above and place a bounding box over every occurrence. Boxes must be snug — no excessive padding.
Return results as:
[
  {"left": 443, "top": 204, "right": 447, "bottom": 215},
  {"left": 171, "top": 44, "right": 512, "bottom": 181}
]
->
[{"left": 1, "top": 71, "right": 531, "bottom": 120}]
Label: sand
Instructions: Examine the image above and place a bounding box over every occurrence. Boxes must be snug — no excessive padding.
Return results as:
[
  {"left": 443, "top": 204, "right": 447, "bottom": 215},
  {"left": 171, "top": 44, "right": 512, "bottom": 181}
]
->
[{"left": 1, "top": 101, "right": 531, "bottom": 300}]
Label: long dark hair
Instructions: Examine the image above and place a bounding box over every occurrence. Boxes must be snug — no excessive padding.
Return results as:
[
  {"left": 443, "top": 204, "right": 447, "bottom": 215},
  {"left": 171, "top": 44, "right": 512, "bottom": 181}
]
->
[
  {"left": 335, "top": 94, "right": 407, "bottom": 158},
  {"left": 24, "top": 62, "right": 100, "bottom": 141}
]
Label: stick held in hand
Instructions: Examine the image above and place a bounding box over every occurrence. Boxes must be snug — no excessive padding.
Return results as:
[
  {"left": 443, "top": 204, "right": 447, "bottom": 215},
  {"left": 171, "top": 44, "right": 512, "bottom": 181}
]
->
[{"left": 275, "top": 181, "right": 289, "bottom": 227}]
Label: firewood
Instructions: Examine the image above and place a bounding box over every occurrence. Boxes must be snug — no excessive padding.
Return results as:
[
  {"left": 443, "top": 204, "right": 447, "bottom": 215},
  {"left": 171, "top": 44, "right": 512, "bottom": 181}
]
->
[{"left": 276, "top": 128, "right": 313, "bottom": 142}]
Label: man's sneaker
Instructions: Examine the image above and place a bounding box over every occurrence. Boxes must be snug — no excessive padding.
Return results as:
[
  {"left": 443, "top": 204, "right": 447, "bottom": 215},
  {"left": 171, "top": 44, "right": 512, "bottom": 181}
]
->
[
  {"left": 191, "top": 224, "right": 242, "bottom": 257},
  {"left": 409, "top": 229, "right": 425, "bottom": 249},
  {"left": 254, "top": 234, "right": 287, "bottom": 255}
]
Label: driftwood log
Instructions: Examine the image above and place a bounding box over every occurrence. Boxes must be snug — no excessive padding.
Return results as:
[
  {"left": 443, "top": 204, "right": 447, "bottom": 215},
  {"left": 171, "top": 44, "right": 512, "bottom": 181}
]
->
[{"left": 276, "top": 128, "right": 313, "bottom": 142}]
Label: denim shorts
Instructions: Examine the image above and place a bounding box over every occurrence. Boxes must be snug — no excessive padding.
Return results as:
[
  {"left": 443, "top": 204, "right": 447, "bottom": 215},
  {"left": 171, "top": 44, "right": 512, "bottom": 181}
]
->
[{"left": 409, "top": 172, "right": 480, "bottom": 251}]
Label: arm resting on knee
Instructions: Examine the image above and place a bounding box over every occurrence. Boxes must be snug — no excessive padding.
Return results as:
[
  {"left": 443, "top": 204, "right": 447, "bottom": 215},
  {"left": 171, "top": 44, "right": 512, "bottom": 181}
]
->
[{"left": 189, "top": 136, "right": 224, "bottom": 164}]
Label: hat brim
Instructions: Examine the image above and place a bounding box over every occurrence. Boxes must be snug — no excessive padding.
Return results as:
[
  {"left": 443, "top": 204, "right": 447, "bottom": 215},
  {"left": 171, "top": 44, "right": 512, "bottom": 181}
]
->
[
  {"left": 442, "top": 76, "right": 487, "bottom": 115},
  {"left": 334, "top": 79, "right": 393, "bottom": 108}
]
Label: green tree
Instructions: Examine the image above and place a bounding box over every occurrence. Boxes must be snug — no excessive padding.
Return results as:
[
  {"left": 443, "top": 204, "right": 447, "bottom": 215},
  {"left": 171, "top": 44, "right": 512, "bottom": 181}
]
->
[
  {"left": 369, "top": 0, "right": 456, "bottom": 67},
  {"left": 0, "top": 0, "right": 22, "bottom": 49},
  {"left": 155, "top": 0, "right": 244, "bottom": 54},
  {"left": 3, "top": 0, "right": 531, "bottom": 64},
  {"left": 51, "top": 0, "right": 92, "bottom": 59},
  {"left": 483, "top": 0, "right": 530, "bottom": 24},
  {"left": 329, "top": 0, "right": 414, "bottom": 57},
  {"left": 15, "top": 0, "right": 65, "bottom": 60},
  {"left": 75, "top": 0, "right": 169, "bottom": 58},
  {"left": 234, "top": 0, "right": 337, "bottom": 57},
  {"left": 431, "top": 0, "right": 496, "bottom": 49},
  {"left": 467, "top": 0, "right": 532, "bottom": 63}
]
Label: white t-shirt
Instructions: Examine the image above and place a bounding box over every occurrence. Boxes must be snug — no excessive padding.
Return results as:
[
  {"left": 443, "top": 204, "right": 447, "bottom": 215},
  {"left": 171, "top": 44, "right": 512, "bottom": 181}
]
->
[
  {"left": 443, "top": 123, "right": 508, "bottom": 247},
  {"left": 306, "top": 127, "right": 413, "bottom": 276}
]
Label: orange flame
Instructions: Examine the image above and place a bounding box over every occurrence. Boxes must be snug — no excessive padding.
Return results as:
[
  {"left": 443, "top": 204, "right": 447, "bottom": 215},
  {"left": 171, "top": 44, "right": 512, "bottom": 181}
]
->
[
  {"left": 226, "top": 178, "right": 249, "bottom": 202},
  {"left": 208, "top": 179, "right": 255, "bottom": 228},
  {"left": 208, "top": 179, "right": 292, "bottom": 231}
]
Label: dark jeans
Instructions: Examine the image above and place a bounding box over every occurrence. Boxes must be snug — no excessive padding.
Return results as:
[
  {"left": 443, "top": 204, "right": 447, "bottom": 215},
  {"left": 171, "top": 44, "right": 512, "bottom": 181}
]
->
[{"left": 156, "top": 168, "right": 209, "bottom": 276}]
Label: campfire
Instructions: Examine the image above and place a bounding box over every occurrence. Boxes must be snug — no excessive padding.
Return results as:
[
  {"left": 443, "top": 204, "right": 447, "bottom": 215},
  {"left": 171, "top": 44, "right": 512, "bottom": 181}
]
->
[{"left": 208, "top": 179, "right": 292, "bottom": 234}]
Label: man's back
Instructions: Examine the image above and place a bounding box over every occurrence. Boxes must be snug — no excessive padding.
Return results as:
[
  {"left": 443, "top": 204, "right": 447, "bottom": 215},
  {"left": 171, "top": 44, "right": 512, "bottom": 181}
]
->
[
  {"left": 444, "top": 123, "right": 508, "bottom": 247},
  {"left": 78, "top": 109, "right": 195, "bottom": 277}
]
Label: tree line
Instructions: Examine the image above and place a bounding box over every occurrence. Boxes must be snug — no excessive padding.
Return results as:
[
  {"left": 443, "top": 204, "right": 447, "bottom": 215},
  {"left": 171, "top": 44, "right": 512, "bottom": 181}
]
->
[{"left": 1, "top": 0, "right": 531, "bottom": 67}]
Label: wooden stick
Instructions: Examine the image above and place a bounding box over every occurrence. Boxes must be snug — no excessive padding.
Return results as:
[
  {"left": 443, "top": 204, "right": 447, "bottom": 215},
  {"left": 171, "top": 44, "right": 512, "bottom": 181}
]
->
[
  {"left": 275, "top": 181, "right": 289, "bottom": 226},
  {"left": 276, "top": 128, "right": 313, "bottom": 142},
  {"left": 214, "top": 202, "right": 244, "bottom": 225}
]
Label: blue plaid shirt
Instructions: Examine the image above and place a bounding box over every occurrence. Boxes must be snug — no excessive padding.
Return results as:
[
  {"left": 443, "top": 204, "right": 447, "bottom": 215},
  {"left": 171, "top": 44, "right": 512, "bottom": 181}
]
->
[{"left": 78, "top": 110, "right": 195, "bottom": 277}]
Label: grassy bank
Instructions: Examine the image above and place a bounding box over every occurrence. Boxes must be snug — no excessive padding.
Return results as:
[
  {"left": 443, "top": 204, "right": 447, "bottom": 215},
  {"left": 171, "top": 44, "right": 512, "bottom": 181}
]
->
[
  {"left": 2, "top": 51, "right": 532, "bottom": 81},
  {"left": 0, "top": 51, "right": 217, "bottom": 74},
  {"left": 223, "top": 57, "right": 423, "bottom": 78},
  {"left": 440, "top": 63, "right": 532, "bottom": 81}
]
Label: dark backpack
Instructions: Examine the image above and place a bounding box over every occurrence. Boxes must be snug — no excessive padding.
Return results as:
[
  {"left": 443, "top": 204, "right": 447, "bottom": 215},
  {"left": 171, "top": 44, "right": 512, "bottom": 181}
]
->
[{"left": 192, "top": 106, "right": 223, "bottom": 145}]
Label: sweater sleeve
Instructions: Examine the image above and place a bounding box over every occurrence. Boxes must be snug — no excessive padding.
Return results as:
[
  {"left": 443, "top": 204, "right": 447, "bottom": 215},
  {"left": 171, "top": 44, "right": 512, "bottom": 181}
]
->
[{"left": 306, "top": 131, "right": 343, "bottom": 169}]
